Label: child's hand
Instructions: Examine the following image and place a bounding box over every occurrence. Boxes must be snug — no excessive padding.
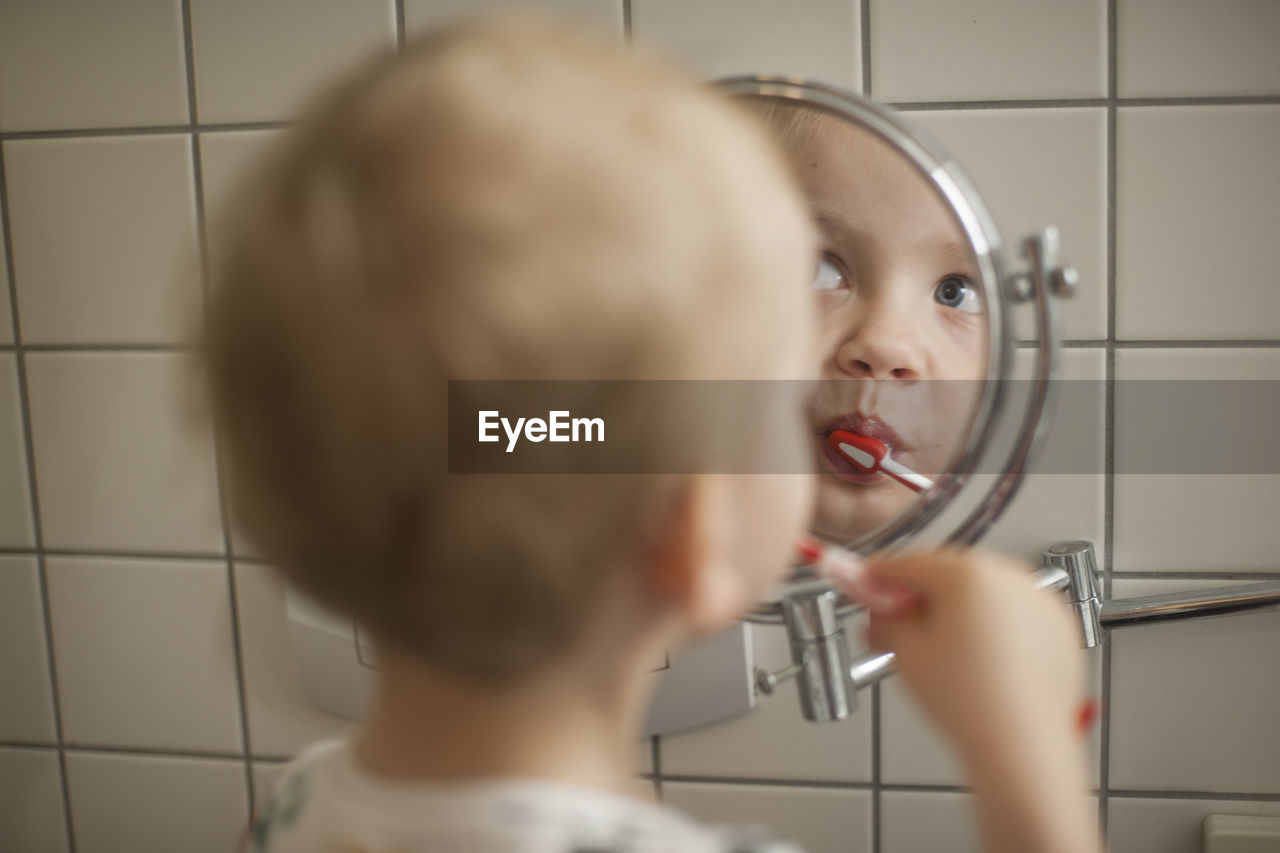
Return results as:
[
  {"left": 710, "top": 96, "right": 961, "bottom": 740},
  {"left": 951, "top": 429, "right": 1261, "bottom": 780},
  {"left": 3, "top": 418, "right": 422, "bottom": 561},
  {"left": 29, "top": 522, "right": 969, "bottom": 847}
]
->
[{"left": 856, "top": 547, "right": 1086, "bottom": 764}]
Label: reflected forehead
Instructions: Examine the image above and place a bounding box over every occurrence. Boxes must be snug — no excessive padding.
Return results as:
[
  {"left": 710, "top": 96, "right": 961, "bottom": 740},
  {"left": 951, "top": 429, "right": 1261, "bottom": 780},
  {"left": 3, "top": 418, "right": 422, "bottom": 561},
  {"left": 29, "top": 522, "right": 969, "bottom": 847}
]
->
[{"left": 789, "top": 115, "right": 967, "bottom": 250}]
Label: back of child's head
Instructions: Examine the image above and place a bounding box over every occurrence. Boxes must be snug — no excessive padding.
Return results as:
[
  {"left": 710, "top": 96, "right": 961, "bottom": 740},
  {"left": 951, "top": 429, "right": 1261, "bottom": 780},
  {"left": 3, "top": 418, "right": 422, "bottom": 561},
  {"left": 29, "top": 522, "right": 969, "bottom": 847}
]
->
[{"left": 203, "top": 15, "right": 812, "bottom": 684}]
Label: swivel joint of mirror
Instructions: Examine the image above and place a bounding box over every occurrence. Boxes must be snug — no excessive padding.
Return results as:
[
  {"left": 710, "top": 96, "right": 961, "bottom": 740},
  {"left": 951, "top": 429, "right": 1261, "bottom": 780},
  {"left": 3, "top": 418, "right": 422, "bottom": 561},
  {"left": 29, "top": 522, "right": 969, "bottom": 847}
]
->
[
  {"left": 1043, "top": 540, "right": 1102, "bottom": 648},
  {"left": 754, "top": 587, "right": 856, "bottom": 721},
  {"left": 1007, "top": 226, "right": 1080, "bottom": 304}
]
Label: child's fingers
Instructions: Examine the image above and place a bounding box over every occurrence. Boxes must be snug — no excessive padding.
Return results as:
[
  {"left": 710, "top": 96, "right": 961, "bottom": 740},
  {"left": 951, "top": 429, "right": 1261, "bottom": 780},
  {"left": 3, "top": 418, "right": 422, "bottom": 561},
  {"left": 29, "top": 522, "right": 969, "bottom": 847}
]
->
[
  {"left": 816, "top": 545, "right": 922, "bottom": 617},
  {"left": 865, "top": 548, "right": 967, "bottom": 587},
  {"left": 867, "top": 547, "right": 1031, "bottom": 597}
]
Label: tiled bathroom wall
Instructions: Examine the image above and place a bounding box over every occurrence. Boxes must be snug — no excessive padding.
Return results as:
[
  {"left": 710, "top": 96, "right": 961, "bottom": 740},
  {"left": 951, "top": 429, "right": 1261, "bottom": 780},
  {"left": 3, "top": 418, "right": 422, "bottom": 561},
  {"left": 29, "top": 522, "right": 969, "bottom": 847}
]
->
[{"left": 2, "top": 2, "right": 1278, "bottom": 852}]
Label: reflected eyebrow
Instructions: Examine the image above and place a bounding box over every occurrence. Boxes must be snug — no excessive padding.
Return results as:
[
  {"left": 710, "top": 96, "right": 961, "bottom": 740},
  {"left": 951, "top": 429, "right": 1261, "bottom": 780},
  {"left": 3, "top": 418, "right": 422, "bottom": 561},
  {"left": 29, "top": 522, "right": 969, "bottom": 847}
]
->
[
  {"left": 812, "top": 210, "right": 974, "bottom": 266},
  {"left": 812, "top": 213, "right": 853, "bottom": 243}
]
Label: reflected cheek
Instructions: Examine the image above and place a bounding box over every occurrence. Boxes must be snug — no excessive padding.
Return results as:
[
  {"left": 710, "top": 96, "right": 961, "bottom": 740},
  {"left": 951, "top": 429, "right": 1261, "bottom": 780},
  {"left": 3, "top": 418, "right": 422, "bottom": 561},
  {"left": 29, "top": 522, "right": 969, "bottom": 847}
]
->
[{"left": 940, "top": 319, "right": 988, "bottom": 381}]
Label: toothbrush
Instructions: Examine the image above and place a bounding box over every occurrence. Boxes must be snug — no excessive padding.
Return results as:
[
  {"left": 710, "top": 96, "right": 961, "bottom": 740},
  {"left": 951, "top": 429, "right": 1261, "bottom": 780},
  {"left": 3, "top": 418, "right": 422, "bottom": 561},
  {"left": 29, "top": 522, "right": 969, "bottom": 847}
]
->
[
  {"left": 827, "top": 430, "right": 933, "bottom": 493},
  {"left": 795, "top": 536, "right": 916, "bottom": 616}
]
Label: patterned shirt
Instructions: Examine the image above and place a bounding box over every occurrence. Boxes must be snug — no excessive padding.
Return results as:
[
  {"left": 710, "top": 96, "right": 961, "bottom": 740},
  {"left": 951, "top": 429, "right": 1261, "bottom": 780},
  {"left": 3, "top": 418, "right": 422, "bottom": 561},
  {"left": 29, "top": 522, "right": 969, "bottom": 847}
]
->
[{"left": 244, "top": 739, "right": 803, "bottom": 853}]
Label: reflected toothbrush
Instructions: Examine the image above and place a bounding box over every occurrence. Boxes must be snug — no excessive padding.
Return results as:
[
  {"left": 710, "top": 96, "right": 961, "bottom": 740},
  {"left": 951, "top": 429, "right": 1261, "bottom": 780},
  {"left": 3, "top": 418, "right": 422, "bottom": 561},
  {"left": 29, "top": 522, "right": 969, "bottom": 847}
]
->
[{"left": 827, "top": 430, "right": 933, "bottom": 493}]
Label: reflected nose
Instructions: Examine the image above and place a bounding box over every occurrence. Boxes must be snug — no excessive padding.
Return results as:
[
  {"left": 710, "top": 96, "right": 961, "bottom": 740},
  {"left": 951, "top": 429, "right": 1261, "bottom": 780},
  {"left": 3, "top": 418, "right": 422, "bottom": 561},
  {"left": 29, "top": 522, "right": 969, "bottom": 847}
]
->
[{"left": 834, "top": 299, "right": 925, "bottom": 381}]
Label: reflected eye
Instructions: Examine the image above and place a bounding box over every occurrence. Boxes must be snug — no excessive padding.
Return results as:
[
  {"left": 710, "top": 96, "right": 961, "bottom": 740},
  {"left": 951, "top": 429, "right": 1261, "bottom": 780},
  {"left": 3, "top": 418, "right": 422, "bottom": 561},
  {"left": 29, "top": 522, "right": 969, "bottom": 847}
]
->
[
  {"left": 812, "top": 255, "right": 846, "bottom": 291},
  {"left": 934, "top": 275, "right": 981, "bottom": 314}
]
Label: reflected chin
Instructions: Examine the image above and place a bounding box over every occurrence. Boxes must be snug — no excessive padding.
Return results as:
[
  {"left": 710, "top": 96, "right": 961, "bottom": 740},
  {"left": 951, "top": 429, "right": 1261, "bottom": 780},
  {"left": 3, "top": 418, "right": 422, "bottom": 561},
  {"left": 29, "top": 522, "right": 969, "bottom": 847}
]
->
[{"left": 809, "top": 472, "right": 919, "bottom": 543}]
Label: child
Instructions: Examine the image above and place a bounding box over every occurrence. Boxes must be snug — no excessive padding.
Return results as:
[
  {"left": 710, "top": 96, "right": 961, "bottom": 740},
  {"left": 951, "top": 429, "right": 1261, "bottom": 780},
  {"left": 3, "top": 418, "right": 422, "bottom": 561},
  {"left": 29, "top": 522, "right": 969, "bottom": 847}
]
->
[{"left": 202, "top": 15, "right": 1099, "bottom": 853}]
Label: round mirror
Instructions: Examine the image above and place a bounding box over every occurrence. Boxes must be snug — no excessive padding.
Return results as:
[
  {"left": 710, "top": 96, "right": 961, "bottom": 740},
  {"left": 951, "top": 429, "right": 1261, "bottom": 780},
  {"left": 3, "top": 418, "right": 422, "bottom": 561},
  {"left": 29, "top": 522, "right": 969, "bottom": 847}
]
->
[{"left": 721, "top": 78, "right": 1074, "bottom": 625}]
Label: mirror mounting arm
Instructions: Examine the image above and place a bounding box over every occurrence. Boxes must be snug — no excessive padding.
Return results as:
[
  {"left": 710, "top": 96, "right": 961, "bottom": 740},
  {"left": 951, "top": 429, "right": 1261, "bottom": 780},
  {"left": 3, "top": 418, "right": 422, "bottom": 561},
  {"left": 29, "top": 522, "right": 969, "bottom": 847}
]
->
[
  {"left": 1044, "top": 540, "right": 1280, "bottom": 647},
  {"left": 755, "top": 564, "right": 1070, "bottom": 721}
]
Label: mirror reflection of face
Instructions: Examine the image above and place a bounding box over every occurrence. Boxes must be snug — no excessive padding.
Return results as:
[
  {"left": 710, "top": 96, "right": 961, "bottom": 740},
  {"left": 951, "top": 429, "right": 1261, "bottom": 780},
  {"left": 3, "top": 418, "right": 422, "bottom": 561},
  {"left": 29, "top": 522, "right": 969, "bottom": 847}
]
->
[{"left": 762, "top": 106, "right": 988, "bottom": 543}]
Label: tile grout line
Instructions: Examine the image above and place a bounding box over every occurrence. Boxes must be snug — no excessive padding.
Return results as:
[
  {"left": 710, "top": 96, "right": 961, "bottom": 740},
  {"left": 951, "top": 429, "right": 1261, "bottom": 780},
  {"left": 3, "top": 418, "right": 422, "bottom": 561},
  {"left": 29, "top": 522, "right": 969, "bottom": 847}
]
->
[
  {"left": 1110, "top": 570, "right": 1280, "bottom": 581},
  {"left": 1115, "top": 340, "right": 1280, "bottom": 348},
  {"left": 4, "top": 741, "right": 252, "bottom": 762},
  {"left": 3, "top": 560, "right": 1275, "bottom": 581},
  {"left": 871, "top": 682, "right": 882, "bottom": 853},
  {"left": 394, "top": 0, "right": 406, "bottom": 49},
  {"left": 0, "top": 121, "right": 286, "bottom": 141},
  {"left": 860, "top": 0, "right": 872, "bottom": 98},
  {"left": 890, "top": 95, "right": 1280, "bottom": 112},
  {"left": 0, "top": 96, "right": 1273, "bottom": 143},
  {"left": 16, "top": 546, "right": 229, "bottom": 560},
  {"left": 7, "top": 338, "right": 1280, "bottom": 355},
  {"left": 180, "top": 0, "right": 258, "bottom": 819},
  {"left": 1105, "top": 790, "right": 1280, "bottom": 803},
  {"left": 0, "top": 136, "right": 78, "bottom": 853},
  {"left": 651, "top": 732, "right": 661, "bottom": 800},
  {"left": 1099, "top": 0, "right": 1119, "bottom": 840},
  {"left": 10, "top": 343, "right": 198, "bottom": 352},
  {"left": 861, "top": 3, "right": 878, "bottom": 850},
  {"left": 7, "top": 734, "right": 1280, "bottom": 805},
  {"left": 622, "top": 0, "right": 632, "bottom": 42}
]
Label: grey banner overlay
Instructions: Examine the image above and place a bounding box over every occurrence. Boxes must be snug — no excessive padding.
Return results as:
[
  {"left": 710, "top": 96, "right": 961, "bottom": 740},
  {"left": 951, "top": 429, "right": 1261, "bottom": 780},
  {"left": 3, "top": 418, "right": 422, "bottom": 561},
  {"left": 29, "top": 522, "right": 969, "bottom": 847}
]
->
[{"left": 446, "top": 380, "right": 1280, "bottom": 474}]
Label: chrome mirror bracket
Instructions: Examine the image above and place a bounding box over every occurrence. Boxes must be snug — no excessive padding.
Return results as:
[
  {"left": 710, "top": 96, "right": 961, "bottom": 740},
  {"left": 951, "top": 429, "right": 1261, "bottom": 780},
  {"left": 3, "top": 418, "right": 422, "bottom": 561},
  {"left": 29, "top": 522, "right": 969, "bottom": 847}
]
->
[
  {"left": 753, "top": 587, "right": 856, "bottom": 721},
  {"left": 1042, "top": 540, "right": 1280, "bottom": 645}
]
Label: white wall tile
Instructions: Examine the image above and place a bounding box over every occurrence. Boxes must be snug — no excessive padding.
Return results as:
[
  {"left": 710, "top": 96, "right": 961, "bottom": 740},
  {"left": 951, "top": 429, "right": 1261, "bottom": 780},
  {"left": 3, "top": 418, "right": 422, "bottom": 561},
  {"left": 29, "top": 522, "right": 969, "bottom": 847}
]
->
[
  {"left": 660, "top": 623, "right": 872, "bottom": 783},
  {"left": 196, "top": 137, "right": 282, "bottom": 472},
  {"left": 404, "top": 0, "right": 624, "bottom": 39},
  {"left": 25, "top": 353, "right": 225, "bottom": 554},
  {"left": 662, "top": 782, "right": 872, "bottom": 853},
  {"left": 869, "top": 0, "right": 1106, "bottom": 102},
  {"left": 197, "top": 130, "right": 285, "bottom": 280},
  {"left": 0, "top": 556, "right": 56, "bottom": 743},
  {"left": 1108, "top": 578, "right": 1280, "bottom": 794},
  {"left": 189, "top": 0, "right": 395, "bottom": 124},
  {"left": 1117, "top": 0, "right": 1280, "bottom": 98},
  {"left": 4, "top": 136, "right": 200, "bottom": 345},
  {"left": 198, "top": 131, "right": 283, "bottom": 224},
  {"left": 631, "top": 0, "right": 861, "bottom": 90},
  {"left": 65, "top": 751, "right": 248, "bottom": 853},
  {"left": 0, "top": 0, "right": 188, "bottom": 132},
  {"left": 879, "top": 677, "right": 966, "bottom": 786},
  {"left": 981, "top": 349, "right": 1107, "bottom": 565},
  {"left": 910, "top": 109, "right": 1107, "bottom": 340},
  {"left": 1116, "top": 106, "right": 1280, "bottom": 340},
  {"left": 880, "top": 791, "right": 981, "bottom": 853},
  {"left": 883, "top": 790, "right": 1099, "bottom": 853},
  {"left": 1113, "top": 349, "right": 1280, "bottom": 572},
  {"left": 234, "top": 562, "right": 359, "bottom": 758},
  {"left": 0, "top": 747, "right": 69, "bottom": 853},
  {"left": 881, "top": 647, "right": 1102, "bottom": 787},
  {"left": 47, "top": 556, "right": 242, "bottom": 753},
  {"left": 1108, "top": 796, "right": 1280, "bottom": 853},
  {"left": 0, "top": 355, "right": 35, "bottom": 548}
]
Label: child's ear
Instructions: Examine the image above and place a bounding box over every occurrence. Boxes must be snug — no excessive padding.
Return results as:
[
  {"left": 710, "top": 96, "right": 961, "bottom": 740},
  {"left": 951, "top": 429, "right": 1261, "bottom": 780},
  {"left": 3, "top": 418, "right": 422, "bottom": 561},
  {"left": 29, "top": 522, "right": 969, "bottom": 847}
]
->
[{"left": 648, "top": 476, "right": 750, "bottom": 635}]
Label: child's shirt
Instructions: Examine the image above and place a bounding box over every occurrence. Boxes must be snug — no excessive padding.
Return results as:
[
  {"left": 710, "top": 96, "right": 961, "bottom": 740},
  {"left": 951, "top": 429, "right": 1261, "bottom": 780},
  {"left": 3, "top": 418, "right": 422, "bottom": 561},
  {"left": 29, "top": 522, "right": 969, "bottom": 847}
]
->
[{"left": 246, "top": 738, "right": 804, "bottom": 853}]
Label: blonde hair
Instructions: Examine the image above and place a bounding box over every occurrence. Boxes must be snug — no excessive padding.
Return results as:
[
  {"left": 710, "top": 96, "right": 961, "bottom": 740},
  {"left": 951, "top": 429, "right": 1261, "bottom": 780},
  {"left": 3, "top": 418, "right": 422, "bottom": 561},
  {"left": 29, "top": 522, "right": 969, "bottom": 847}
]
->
[{"left": 202, "top": 16, "right": 807, "bottom": 682}]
